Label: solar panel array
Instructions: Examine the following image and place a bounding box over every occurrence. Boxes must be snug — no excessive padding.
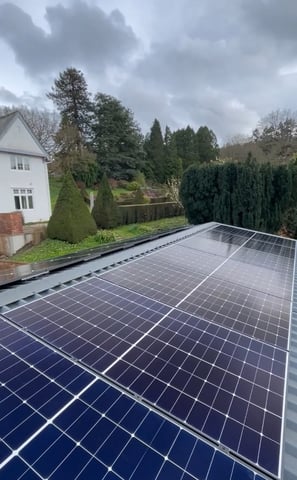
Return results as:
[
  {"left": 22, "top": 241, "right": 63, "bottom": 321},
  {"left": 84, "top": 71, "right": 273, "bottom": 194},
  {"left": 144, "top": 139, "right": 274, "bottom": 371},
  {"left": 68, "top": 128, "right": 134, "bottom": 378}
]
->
[{"left": 2, "top": 224, "right": 295, "bottom": 479}]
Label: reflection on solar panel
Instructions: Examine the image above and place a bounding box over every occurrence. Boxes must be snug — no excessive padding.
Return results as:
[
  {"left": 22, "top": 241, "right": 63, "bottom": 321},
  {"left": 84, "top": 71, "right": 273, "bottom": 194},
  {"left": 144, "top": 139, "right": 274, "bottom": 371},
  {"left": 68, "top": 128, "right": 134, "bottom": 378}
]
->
[
  {"left": 0, "top": 319, "right": 264, "bottom": 480},
  {"left": 2, "top": 223, "right": 295, "bottom": 479}
]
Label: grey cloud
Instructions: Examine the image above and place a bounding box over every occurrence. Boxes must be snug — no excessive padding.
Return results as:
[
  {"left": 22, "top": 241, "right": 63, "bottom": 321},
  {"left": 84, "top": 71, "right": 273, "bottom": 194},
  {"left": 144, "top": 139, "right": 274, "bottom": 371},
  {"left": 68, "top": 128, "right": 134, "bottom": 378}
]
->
[
  {"left": 0, "top": 86, "right": 44, "bottom": 106},
  {"left": 1, "top": 0, "right": 297, "bottom": 140},
  {"left": 0, "top": 1, "right": 139, "bottom": 76},
  {"left": 0, "top": 86, "right": 20, "bottom": 103}
]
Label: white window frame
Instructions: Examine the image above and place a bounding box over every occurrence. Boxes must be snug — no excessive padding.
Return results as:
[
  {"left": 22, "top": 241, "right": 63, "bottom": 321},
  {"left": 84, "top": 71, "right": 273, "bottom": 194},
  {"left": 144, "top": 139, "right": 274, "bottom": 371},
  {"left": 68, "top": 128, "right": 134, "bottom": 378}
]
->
[
  {"left": 10, "top": 155, "right": 30, "bottom": 171},
  {"left": 13, "top": 188, "right": 34, "bottom": 210}
]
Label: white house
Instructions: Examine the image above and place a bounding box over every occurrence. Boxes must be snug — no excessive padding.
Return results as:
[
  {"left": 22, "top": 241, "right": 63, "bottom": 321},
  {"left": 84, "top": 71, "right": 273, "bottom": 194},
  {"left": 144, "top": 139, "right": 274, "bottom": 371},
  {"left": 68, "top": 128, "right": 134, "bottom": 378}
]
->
[{"left": 0, "top": 111, "right": 51, "bottom": 223}]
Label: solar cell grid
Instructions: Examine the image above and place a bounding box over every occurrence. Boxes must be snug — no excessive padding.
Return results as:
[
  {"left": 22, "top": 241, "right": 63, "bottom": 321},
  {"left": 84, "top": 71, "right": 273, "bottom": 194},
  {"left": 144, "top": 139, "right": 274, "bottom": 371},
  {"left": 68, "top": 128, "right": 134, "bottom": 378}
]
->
[
  {"left": 231, "top": 246, "right": 294, "bottom": 272},
  {"left": 212, "top": 259, "right": 292, "bottom": 300},
  {"left": 178, "top": 276, "right": 290, "bottom": 348},
  {"left": 105, "top": 307, "right": 286, "bottom": 476},
  {"left": 211, "top": 225, "right": 254, "bottom": 238},
  {"left": 5, "top": 278, "right": 171, "bottom": 373},
  {"left": 252, "top": 232, "right": 295, "bottom": 248},
  {"left": 100, "top": 247, "right": 225, "bottom": 306},
  {"left": 0, "top": 319, "right": 265, "bottom": 480},
  {"left": 244, "top": 238, "right": 295, "bottom": 258},
  {"left": 178, "top": 236, "right": 242, "bottom": 257},
  {"left": 2, "top": 223, "right": 294, "bottom": 480},
  {"left": 198, "top": 229, "right": 253, "bottom": 246}
]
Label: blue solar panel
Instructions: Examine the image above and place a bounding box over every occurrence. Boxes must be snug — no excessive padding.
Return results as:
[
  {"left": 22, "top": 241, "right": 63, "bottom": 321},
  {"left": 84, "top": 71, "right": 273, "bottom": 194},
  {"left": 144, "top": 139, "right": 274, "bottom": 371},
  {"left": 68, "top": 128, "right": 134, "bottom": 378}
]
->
[
  {"left": 105, "top": 308, "right": 286, "bottom": 476},
  {"left": 6, "top": 279, "right": 170, "bottom": 372},
  {"left": 2, "top": 224, "right": 294, "bottom": 479},
  {"left": 0, "top": 318, "right": 265, "bottom": 480}
]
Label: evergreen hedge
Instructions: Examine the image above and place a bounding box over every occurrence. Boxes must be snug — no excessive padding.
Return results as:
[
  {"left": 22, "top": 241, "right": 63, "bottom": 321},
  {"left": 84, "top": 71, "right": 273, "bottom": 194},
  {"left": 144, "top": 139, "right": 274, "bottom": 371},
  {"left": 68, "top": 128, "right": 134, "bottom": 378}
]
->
[
  {"left": 118, "top": 202, "right": 183, "bottom": 225},
  {"left": 47, "top": 171, "right": 97, "bottom": 243},
  {"left": 180, "top": 158, "right": 297, "bottom": 233}
]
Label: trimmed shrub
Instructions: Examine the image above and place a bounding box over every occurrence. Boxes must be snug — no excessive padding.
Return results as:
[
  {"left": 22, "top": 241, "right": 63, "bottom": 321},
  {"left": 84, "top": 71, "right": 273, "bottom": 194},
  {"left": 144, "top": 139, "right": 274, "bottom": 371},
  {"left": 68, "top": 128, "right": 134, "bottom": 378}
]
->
[
  {"left": 92, "top": 173, "right": 119, "bottom": 229},
  {"left": 47, "top": 171, "right": 97, "bottom": 243}
]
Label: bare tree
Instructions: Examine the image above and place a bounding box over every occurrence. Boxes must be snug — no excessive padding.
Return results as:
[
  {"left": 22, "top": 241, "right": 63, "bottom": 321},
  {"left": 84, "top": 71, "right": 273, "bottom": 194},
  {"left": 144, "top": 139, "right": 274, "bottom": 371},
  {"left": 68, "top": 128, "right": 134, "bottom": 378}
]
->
[{"left": 0, "top": 104, "right": 59, "bottom": 155}]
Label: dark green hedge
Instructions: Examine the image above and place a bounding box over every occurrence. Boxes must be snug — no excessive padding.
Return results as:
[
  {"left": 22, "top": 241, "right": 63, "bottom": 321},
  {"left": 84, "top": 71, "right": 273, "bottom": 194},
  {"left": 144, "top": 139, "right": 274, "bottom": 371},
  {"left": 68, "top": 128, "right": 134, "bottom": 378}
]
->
[
  {"left": 180, "top": 158, "right": 297, "bottom": 233},
  {"left": 118, "top": 202, "right": 184, "bottom": 225}
]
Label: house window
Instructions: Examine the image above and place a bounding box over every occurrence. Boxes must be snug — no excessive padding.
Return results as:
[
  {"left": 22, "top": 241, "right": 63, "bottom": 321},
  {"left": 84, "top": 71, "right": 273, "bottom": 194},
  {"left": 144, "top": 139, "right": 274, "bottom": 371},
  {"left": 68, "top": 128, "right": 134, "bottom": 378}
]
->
[
  {"left": 13, "top": 188, "right": 34, "bottom": 210},
  {"left": 10, "top": 155, "right": 30, "bottom": 170}
]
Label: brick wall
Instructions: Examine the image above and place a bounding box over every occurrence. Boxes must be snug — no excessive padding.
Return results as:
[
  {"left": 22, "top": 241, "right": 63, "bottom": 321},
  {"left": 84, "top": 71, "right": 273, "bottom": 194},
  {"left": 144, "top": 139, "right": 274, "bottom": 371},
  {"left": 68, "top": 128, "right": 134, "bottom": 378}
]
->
[{"left": 0, "top": 212, "right": 24, "bottom": 235}]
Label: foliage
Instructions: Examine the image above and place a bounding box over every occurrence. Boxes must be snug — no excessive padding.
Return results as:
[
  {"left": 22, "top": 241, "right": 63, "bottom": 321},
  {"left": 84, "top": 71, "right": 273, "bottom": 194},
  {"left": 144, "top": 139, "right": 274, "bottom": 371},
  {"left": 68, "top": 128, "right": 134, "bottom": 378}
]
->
[
  {"left": 165, "top": 177, "right": 183, "bottom": 206},
  {"left": 180, "top": 164, "right": 219, "bottom": 224},
  {"left": 196, "top": 126, "right": 219, "bottom": 163},
  {"left": 94, "top": 230, "right": 116, "bottom": 243},
  {"left": 133, "top": 188, "right": 149, "bottom": 204},
  {"left": 133, "top": 171, "right": 146, "bottom": 187},
  {"left": 144, "top": 119, "right": 165, "bottom": 183},
  {"left": 164, "top": 126, "right": 183, "bottom": 182},
  {"left": 125, "top": 181, "right": 141, "bottom": 191},
  {"left": 50, "top": 122, "right": 97, "bottom": 186},
  {"left": 47, "top": 171, "right": 97, "bottom": 243},
  {"left": 282, "top": 208, "right": 297, "bottom": 237},
  {"left": 173, "top": 126, "right": 198, "bottom": 170},
  {"left": 13, "top": 217, "right": 187, "bottom": 262},
  {"left": 180, "top": 158, "right": 294, "bottom": 233},
  {"left": 92, "top": 173, "right": 119, "bottom": 228},
  {"left": 92, "top": 93, "right": 145, "bottom": 180},
  {"left": 47, "top": 67, "right": 92, "bottom": 142},
  {"left": 118, "top": 202, "right": 184, "bottom": 225}
]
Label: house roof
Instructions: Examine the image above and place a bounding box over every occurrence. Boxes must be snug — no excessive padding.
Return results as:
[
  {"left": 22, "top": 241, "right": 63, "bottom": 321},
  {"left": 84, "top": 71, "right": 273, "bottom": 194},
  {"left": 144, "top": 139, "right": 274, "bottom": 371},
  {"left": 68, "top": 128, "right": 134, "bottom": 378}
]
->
[
  {"left": 0, "top": 110, "right": 49, "bottom": 160},
  {"left": 0, "top": 111, "right": 16, "bottom": 139},
  {"left": 0, "top": 222, "right": 295, "bottom": 480}
]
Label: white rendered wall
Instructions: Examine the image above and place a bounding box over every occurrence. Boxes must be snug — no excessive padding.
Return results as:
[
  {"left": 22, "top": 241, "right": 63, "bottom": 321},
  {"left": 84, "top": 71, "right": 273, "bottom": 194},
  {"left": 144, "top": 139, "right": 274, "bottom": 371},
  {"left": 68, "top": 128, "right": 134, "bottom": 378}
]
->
[
  {"left": 0, "top": 153, "right": 51, "bottom": 223},
  {"left": 0, "top": 116, "right": 51, "bottom": 223}
]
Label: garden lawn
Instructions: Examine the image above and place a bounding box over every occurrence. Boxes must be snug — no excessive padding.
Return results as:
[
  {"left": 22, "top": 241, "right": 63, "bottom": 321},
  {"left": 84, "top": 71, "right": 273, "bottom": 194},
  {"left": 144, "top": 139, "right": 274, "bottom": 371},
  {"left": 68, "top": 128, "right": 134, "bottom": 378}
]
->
[{"left": 13, "top": 216, "right": 188, "bottom": 263}]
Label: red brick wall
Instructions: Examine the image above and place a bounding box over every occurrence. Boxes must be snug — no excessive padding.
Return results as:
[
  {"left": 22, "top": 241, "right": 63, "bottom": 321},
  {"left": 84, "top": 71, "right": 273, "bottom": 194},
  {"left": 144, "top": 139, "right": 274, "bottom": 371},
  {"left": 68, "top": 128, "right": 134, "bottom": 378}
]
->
[{"left": 0, "top": 212, "right": 23, "bottom": 235}]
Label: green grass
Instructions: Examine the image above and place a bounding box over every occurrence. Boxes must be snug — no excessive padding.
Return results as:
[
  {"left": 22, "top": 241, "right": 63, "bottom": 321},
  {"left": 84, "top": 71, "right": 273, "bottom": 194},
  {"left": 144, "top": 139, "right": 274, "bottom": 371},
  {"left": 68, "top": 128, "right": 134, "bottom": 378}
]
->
[{"left": 13, "top": 216, "right": 188, "bottom": 263}]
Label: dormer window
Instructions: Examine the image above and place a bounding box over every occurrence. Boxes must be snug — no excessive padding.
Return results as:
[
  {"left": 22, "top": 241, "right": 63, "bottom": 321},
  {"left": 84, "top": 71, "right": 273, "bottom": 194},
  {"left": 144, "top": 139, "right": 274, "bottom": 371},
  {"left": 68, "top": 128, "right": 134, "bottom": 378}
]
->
[{"left": 10, "top": 155, "right": 30, "bottom": 170}]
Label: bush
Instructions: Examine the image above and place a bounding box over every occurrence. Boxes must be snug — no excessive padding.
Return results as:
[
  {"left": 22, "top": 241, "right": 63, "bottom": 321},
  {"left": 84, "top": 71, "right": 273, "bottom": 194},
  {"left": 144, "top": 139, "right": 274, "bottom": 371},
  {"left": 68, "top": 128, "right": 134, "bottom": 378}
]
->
[
  {"left": 92, "top": 173, "right": 119, "bottom": 229},
  {"left": 133, "top": 188, "right": 149, "bottom": 204},
  {"left": 282, "top": 208, "right": 297, "bottom": 237},
  {"left": 94, "top": 230, "right": 116, "bottom": 243},
  {"left": 47, "top": 171, "right": 97, "bottom": 243},
  {"left": 126, "top": 181, "right": 140, "bottom": 191}
]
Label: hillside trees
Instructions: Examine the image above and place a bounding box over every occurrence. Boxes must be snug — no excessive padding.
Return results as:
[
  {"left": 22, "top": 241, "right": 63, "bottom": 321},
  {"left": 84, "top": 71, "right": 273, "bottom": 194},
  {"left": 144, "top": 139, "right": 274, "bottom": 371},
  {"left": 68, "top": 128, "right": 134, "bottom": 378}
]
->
[
  {"left": 51, "top": 123, "right": 97, "bottom": 186},
  {"left": 92, "top": 93, "right": 145, "bottom": 180},
  {"left": 144, "top": 119, "right": 165, "bottom": 183},
  {"left": 47, "top": 67, "right": 92, "bottom": 142},
  {"left": 47, "top": 68, "right": 96, "bottom": 183},
  {"left": 252, "top": 110, "right": 297, "bottom": 163},
  {"left": 196, "top": 126, "right": 219, "bottom": 163},
  {"left": 173, "top": 126, "right": 197, "bottom": 170},
  {"left": 164, "top": 126, "right": 182, "bottom": 182}
]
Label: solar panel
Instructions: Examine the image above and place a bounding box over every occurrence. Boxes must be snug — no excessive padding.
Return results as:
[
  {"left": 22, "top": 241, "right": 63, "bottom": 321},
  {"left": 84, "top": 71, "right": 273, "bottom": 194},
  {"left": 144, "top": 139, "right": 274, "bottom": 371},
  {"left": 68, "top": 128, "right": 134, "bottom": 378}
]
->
[
  {"left": 178, "top": 276, "right": 290, "bottom": 349},
  {"left": 105, "top": 308, "right": 286, "bottom": 476},
  {"left": 0, "top": 319, "right": 265, "bottom": 480},
  {"left": 6, "top": 279, "right": 170, "bottom": 372},
  {"left": 2, "top": 223, "right": 295, "bottom": 479}
]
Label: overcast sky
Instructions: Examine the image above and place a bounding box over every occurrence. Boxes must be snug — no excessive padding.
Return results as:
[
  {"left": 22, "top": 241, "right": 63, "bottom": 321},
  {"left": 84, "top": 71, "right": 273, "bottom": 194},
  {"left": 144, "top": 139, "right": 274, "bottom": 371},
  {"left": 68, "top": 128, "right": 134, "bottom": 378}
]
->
[{"left": 0, "top": 0, "right": 296, "bottom": 142}]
